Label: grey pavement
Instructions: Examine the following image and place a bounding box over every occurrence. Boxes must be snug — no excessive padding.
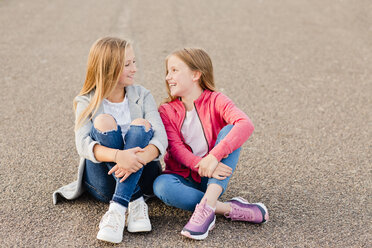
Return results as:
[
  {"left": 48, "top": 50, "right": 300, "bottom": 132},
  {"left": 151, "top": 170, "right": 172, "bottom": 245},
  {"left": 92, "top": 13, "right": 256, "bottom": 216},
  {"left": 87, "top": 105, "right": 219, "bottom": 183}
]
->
[{"left": 0, "top": 0, "right": 371, "bottom": 247}]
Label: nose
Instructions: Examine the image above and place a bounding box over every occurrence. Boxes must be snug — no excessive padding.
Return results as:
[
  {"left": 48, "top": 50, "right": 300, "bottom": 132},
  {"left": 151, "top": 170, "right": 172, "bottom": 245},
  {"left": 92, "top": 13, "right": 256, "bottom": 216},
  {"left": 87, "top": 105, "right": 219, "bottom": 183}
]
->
[
  {"left": 166, "top": 72, "right": 171, "bottom": 80},
  {"left": 131, "top": 63, "right": 137, "bottom": 73}
]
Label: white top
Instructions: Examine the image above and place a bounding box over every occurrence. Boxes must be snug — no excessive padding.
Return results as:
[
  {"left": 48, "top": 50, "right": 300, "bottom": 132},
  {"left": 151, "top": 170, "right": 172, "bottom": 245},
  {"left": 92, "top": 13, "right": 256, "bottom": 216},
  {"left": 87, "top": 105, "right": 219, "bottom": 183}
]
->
[
  {"left": 181, "top": 107, "right": 208, "bottom": 157},
  {"left": 103, "top": 97, "right": 131, "bottom": 141}
]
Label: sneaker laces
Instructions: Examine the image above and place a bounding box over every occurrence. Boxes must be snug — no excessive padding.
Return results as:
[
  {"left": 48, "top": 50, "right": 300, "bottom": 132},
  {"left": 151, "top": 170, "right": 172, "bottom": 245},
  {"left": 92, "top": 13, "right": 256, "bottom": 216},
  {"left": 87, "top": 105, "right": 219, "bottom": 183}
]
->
[
  {"left": 227, "top": 204, "right": 253, "bottom": 221},
  {"left": 190, "top": 202, "right": 212, "bottom": 225},
  {"left": 130, "top": 201, "right": 149, "bottom": 221},
  {"left": 99, "top": 209, "right": 123, "bottom": 231}
]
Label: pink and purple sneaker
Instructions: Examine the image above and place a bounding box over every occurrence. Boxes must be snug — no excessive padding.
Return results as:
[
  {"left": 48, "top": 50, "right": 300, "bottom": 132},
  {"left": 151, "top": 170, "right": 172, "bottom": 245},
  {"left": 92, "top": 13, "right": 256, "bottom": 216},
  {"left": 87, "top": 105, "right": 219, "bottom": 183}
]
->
[
  {"left": 181, "top": 200, "right": 216, "bottom": 240},
  {"left": 225, "top": 197, "right": 269, "bottom": 223}
]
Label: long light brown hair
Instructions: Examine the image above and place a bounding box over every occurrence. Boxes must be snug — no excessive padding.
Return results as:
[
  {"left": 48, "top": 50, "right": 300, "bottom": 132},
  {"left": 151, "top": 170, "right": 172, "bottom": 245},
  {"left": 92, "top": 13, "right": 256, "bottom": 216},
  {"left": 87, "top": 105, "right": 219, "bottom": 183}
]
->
[
  {"left": 74, "top": 37, "right": 130, "bottom": 130},
  {"left": 164, "top": 48, "right": 216, "bottom": 103}
]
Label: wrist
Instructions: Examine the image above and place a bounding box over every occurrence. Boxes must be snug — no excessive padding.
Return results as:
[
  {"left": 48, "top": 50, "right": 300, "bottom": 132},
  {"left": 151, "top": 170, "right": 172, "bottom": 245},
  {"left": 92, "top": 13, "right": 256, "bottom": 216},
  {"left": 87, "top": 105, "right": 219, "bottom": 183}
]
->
[
  {"left": 114, "top": 149, "right": 119, "bottom": 163},
  {"left": 207, "top": 154, "right": 218, "bottom": 165},
  {"left": 208, "top": 153, "right": 218, "bottom": 160}
]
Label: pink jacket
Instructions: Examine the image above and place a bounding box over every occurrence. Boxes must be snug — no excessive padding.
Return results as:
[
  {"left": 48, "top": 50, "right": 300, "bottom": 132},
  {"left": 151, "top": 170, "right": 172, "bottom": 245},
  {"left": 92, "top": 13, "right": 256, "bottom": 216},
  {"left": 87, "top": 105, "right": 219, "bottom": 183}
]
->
[{"left": 158, "top": 90, "right": 254, "bottom": 183}]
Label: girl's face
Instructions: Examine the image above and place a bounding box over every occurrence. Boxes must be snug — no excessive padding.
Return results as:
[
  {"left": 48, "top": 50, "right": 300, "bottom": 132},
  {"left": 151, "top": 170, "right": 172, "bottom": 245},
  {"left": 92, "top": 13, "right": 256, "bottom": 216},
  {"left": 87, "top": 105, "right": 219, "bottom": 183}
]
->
[
  {"left": 166, "top": 55, "right": 198, "bottom": 97},
  {"left": 118, "top": 46, "right": 137, "bottom": 87}
]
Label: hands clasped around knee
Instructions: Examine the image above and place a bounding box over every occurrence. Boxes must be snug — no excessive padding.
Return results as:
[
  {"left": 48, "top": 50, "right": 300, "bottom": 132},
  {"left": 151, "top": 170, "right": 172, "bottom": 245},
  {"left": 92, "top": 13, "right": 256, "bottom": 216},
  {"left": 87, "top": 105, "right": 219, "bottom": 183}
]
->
[
  {"left": 195, "top": 154, "right": 232, "bottom": 179},
  {"left": 108, "top": 147, "right": 145, "bottom": 182}
]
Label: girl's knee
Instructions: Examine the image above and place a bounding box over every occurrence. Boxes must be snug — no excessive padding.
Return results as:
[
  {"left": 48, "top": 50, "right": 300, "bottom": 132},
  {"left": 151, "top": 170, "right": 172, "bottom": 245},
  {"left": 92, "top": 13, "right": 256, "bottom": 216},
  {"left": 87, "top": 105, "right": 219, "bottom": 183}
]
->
[
  {"left": 131, "top": 118, "right": 151, "bottom": 131},
  {"left": 94, "top": 114, "right": 117, "bottom": 132},
  {"left": 153, "top": 174, "right": 178, "bottom": 197},
  {"left": 153, "top": 175, "right": 168, "bottom": 197}
]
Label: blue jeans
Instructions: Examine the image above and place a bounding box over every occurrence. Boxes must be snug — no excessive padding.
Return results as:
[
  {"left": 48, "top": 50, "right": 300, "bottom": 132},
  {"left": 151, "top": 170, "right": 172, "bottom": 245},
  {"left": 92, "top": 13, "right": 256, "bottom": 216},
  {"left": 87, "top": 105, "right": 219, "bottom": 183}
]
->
[
  {"left": 83, "top": 123, "right": 161, "bottom": 208},
  {"left": 153, "top": 125, "right": 241, "bottom": 211}
]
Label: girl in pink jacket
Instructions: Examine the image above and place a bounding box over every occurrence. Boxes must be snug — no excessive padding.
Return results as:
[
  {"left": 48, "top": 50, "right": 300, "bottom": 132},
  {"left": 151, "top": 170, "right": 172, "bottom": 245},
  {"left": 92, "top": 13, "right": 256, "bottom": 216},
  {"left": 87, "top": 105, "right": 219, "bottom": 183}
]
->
[{"left": 153, "top": 48, "right": 269, "bottom": 240}]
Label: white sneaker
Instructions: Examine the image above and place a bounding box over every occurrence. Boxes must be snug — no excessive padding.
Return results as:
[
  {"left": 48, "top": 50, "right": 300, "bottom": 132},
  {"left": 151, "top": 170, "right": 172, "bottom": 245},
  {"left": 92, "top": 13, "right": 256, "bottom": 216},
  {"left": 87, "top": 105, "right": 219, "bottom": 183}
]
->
[
  {"left": 127, "top": 198, "right": 152, "bottom": 232},
  {"left": 97, "top": 207, "right": 125, "bottom": 243}
]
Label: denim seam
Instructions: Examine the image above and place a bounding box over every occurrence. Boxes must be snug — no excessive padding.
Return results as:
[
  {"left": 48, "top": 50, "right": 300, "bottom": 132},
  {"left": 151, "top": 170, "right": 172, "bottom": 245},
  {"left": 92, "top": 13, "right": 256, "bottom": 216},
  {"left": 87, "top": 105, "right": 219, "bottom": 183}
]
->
[{"left": 132, "top": 187, "right": 141, "bottom": 195}]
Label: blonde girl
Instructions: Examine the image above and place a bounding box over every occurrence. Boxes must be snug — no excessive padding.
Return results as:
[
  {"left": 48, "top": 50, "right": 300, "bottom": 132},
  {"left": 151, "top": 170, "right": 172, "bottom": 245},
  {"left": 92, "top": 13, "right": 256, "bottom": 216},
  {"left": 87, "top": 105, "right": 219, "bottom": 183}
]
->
[
  {"left": 153, "top": 48, "right": 268, "bottom": 240},
  {"left": 53, "top": 37, "right": 167, "bottom": 244}
]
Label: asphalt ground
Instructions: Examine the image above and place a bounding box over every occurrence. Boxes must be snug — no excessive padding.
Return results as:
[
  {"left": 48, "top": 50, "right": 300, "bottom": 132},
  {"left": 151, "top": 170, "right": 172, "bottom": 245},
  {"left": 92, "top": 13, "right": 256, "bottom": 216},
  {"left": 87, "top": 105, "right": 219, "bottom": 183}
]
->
[{"left": 0, "top": 0, "right": 371, "bottom": 247}]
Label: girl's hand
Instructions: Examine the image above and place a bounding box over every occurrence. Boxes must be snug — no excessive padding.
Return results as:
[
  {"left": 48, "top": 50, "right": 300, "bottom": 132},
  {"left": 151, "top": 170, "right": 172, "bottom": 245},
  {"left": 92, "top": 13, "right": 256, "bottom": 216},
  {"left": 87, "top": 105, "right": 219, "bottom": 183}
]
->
[
  {"left": 195, "top": 154, "right": 219, "bottom": 178},
  {"left": 108, "top": 147, "right": 145, "bottom": 175},
  {"left": 113, "top": 168, "right": 133, "bottom": 183},
  {"left": 211, "top": 162, "right": 232, "bottom": 180}
]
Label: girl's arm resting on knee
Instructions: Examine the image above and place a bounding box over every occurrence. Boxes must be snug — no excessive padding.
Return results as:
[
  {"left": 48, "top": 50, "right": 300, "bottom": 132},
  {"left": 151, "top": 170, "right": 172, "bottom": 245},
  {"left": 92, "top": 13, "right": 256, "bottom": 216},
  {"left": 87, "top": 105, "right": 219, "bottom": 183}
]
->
[
  {"left": 209, "top": 93, "right": 254, "bottom": 161},
  {"left": 135, "top": 144, "right": 159, "bottom": 165},
  {"left": 195, "top": 154, "right": 219, "bottom": 177},
  {"left": 92, "top": 144, "right": 118, "bottom": 163},
  {"left": 93, "top": 144, "right": 145, "bottom": 172},
  {"left": 109, "top": 145, "right": 159, "bottom": 182},
  {"left": 195, "top": 154, "right": 233, "bottom": 178}
]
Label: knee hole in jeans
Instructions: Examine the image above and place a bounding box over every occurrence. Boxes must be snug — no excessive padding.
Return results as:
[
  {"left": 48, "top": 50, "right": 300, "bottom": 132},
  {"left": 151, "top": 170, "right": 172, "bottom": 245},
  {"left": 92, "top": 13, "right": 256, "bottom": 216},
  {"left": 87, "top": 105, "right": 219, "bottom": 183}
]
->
[
  {"left": 131, "top": 118, "right": 151, "bottom": 132},
  {"left": 94, "top": 114, "right": 117, "bottom": 132}
]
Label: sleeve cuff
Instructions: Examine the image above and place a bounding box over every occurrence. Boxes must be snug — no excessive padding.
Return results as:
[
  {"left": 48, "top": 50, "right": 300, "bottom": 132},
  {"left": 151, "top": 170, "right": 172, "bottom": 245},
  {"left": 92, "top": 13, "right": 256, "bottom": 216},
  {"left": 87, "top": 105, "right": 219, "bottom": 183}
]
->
[
  {"left": 209, "top": 141, "right": 227, "bottom": 162},
  {"left": 88, "top": 141, "right": 100, "bottom": 163},
  {"left": 149, "top": 139, "right": 166, "bottom": 159}
]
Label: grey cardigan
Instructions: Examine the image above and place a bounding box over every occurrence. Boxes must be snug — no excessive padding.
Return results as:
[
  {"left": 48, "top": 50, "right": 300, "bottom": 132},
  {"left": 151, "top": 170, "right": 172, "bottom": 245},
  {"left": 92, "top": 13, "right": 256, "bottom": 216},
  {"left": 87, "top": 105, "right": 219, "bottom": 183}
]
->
[{"left": 53, "top": 85, "right": 167, "bottom": 204}]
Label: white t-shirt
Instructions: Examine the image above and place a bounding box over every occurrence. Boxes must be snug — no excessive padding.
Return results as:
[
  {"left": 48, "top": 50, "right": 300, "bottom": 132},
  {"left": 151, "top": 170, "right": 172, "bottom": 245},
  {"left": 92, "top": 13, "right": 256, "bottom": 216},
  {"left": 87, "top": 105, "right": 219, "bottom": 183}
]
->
[
  {"left": 181, "top": 108, "right": 208, "bottom": 157},
  {"left": 103, "top": 97, "right": 131, "bottom": 141}
]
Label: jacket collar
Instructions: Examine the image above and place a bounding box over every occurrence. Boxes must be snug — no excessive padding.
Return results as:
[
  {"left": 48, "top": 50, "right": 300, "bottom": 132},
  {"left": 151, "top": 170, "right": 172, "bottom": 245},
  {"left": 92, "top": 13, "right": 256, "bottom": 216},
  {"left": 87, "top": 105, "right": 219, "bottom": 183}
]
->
[
  {"left": 194, "top": 89, "right": 211, "bottom": 104},
  {"left": 88, "top": 85, "right": 140, "bottom": 119},
  {"left": 125, "top": 85, "right": 140, "bottom": 103}
]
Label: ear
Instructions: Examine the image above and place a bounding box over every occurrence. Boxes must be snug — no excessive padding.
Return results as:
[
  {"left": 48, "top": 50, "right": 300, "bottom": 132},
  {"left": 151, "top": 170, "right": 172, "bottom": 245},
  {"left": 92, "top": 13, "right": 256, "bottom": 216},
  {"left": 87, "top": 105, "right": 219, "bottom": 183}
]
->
[{"left": 192, "top": 71, "right": 202, "bottom": 82}]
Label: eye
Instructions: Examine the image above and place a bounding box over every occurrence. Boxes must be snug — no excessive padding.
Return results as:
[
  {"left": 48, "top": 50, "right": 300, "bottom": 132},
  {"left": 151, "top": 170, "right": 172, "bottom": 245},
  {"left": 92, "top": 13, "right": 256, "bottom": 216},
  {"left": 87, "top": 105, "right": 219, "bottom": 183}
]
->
[{"left": 133, "top": 60, "right": 136, "bottom": 64}]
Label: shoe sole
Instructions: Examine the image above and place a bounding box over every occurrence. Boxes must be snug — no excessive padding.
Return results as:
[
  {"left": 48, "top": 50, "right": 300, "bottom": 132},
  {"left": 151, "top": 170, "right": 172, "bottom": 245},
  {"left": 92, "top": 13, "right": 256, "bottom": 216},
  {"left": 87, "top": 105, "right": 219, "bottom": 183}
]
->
[
  {"left": 96, "top": 232, "right": 122, "bottom": 244},
  {"left": 127, "top": 225, "right": 152, "bottom": 233},
  {"left": 230, "top": 197, "right": 269, "bottom": 223},
  {"left": 180, "top": 217, "right": 216, "bottom": 240}
]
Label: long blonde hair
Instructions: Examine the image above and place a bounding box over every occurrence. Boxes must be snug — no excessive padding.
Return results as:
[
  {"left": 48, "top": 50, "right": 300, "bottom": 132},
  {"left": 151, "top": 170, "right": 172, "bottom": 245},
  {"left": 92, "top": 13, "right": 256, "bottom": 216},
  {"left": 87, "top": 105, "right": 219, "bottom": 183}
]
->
[
  {"left": 164, "top": 48, "right": 216, "bottom": 103},
  {"left": 74, "top": 37, "right": 130, "bottom": 130}
]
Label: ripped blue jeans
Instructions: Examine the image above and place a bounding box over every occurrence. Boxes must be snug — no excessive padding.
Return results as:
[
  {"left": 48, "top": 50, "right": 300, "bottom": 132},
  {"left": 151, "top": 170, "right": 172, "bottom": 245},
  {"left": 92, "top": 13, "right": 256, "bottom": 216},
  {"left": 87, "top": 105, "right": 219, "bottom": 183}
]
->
[{"left": 83, "top": 123, "right": 161, "bottom": 208}]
